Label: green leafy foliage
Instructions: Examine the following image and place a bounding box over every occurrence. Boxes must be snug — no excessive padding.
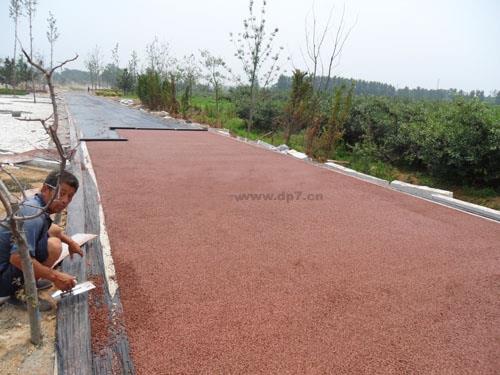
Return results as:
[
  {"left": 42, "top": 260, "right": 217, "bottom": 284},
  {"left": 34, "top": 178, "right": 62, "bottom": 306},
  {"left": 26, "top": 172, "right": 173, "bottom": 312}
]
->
[
  {"left": 117, "top": 68, "right": 134, "bottom": 94},
  {"left": 344, "top": 97, "right": 500, "bottom": 185},
  {"left": 304, "top": 84, "right": 354, "bottom": 160},
  {"left": 230, "top": 87, "right": 284, "bottom": 132},
  {"left": 0, "top": 57, "right": 30, "bottom": 86},
  {"left": 281, "top": 69, "right": 313, "bottom": 144},
  {"left": 95, "top": 88, "right": 120, "bottom": 97},
  {"left": 137, "top": 71, "right": 179, "bottom": 113},
  {"left": 399, "top": 99, "right": 500, "bottom": 184},
  {"left": 137, "top": 71, "right": 162, "bottom": 110}
]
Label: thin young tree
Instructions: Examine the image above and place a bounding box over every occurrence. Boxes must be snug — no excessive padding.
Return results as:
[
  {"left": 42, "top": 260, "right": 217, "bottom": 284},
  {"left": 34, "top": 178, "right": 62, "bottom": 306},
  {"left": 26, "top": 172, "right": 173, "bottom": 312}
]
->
[
  {"left": 23, "top": 0, "right": 37, "bottom": 102},
  {"left": 302, "top": 3, "right": 355, "bottom": 93},
  {"left": 0, "top": 47, "right": 78, "bottom": 345},
  {"left": 84, "top": 45, "right": 103, "bottom": 90},
  {"left": 282, "top": 69, "right": 313, "bottom": 145},
  {"left": 117, "top": 68, "right": 134, "bottom": 95},
  {"left": 230, "top": 0, "right": 284, "bottom": 133},
  {"left": 127, "top": 50, "right": 139, "bottom": 90},
  {"left": 200, "top": 50, "right": 229, "bottom": 121},
  {"left": 46, "top": 11, "right": 59, "bottom": 70},
  {"left": 145, "top": 36, "right": 173, "bottom": 78},
  {"left": 9, "top": 0, "right": 23, "bottom": 91},
  {"left": 111, "top": 42, "right": 120, "bottom": 87},
  {"left": 178, "top": 54, "right": 200, "bottom": 118}
]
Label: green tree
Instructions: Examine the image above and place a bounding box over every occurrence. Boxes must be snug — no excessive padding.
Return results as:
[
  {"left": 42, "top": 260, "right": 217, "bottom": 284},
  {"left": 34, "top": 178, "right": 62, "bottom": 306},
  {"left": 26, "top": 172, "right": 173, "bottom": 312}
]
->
[
  {"left": 162, "top": 74, "right": 179, "bottom": 114},
  {"left": 84, "top": 45, "right": 103, "bottom": 89},
  {"left": 0, "top": 58, "right": 15, "bottom": 85},
  {"left": 317, "top": 83, "right": 354, "bottom": 158},
  {"left": 137, "top": 71, "right": 162, "bottom": 110},
  {"left": 282, "top": 69, "right": 313, "bottom": 144},
  {"left": 117, "top": 68, "right": 133, "bottom": 94},
  {"left": 177, "top": 54, "right": 200, "bottom": 118},
  {"left": 230, "top": 0, "right": 284, "bottom": 133},
  {"left": 127, "top": 50, "right": 139, "bottom": 91},
  {"left": 200, "top": 50, "right": 229, "bottom": 120}
]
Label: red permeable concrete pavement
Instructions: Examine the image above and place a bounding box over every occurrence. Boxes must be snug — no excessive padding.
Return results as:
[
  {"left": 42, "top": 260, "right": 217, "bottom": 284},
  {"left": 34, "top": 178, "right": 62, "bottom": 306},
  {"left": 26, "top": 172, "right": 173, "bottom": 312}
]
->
[{"left": 87, "top": 130, "right": 500, "bottom": 374}]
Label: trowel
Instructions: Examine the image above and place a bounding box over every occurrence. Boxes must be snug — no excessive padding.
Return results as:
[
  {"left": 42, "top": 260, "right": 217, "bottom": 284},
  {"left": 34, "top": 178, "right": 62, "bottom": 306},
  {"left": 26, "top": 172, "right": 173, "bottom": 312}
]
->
[{"left": 51, "top": 281, "right": 96, "bottom": 301}]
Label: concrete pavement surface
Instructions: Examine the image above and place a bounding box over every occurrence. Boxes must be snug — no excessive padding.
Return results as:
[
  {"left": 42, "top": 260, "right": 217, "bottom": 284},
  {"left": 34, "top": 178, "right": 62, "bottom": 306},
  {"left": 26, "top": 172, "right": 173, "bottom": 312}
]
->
[
  {"left": 63, "top": 92, "right": 204, "bottom": 141},
  {"left": 85, "top": 129, "right": 500, "bottom": 374}
]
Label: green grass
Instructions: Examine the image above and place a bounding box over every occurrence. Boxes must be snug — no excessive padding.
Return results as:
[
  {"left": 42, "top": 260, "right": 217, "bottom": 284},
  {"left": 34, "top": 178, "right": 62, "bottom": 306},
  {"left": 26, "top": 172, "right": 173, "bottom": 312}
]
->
[
  {"left": 0, "top": 88, "right": 29, "bottom": 95},
  {"left": 120, "top": 92, "right": 138, "bottom": 99},
  {"left": 350, "top": 158, "right": 398, "bottom": 181},
  {"left": 95, "top": 88, "right": 121, "bottom": 97}
]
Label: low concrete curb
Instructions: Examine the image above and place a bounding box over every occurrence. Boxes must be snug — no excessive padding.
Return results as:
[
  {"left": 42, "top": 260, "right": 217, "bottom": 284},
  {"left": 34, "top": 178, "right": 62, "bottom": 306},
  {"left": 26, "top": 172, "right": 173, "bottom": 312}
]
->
[
  {"left": 324, "top": 162, "right": 390, "bottom": 187},
  {"left": 256, "top": 140, "right": 276, "bottom": 150},
  {"left": 431, "top": 194, "right": 500, "bottom": 221},
  {"left": 390, "top": 180, "right": 453, "bottom": 199},
  {"left": 287, "top": 149, "right": 309, "bottom": 160}
]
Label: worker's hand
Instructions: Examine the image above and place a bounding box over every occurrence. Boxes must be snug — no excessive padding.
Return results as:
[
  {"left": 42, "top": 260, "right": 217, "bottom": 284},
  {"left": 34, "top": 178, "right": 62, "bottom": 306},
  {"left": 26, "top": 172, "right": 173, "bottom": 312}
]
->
[
  {"left": 52, "top": 271, "right": 77, "bottom": 292},
  {"left": 68, "top": 239, "right": 83, "bottom": 259}
]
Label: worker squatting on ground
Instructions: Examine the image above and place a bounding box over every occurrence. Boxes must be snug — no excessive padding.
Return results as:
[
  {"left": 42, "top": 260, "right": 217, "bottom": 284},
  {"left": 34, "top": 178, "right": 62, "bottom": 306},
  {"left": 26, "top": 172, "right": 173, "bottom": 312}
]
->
[{"left": 0, "top": 171, "right": 82, "bottom": 311}]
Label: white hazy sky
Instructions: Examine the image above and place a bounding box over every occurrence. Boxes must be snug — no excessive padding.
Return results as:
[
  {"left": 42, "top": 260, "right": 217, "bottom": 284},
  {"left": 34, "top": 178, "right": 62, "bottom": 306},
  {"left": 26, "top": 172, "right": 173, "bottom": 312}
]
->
[{"left": 1, "top": 0, "right": 499, "bottom": 93}]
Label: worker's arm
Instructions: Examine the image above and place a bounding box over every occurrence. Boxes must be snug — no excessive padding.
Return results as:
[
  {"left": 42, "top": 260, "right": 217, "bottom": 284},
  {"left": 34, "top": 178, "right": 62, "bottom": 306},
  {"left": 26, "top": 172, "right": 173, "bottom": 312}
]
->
[
  {"left": 10, "top": 252, "right": 76, "bottom": 291},
  {"left": 48, "top": 224, "right": 83, "bottom": 258}
]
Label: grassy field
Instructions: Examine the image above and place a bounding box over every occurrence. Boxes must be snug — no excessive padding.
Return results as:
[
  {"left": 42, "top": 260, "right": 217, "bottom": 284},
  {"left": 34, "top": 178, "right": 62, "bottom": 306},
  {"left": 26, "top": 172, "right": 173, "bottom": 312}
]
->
[{"left": 0, "top": 88, "right": 29, "bottom": 95}]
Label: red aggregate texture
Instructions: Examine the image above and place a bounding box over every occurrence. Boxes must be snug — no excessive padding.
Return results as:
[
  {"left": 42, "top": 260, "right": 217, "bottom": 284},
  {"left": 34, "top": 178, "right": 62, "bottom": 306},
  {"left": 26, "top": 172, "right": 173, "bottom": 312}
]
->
[{"left": 87, "top": 130, "right": 500, "bottom": 374}]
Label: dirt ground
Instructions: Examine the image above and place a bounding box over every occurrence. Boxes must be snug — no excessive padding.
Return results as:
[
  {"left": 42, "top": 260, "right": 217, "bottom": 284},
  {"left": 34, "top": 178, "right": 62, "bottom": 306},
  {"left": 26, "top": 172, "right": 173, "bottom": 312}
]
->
[
  {"left": 0, "top": 92, "right": 69, "bottom": 374},
  {"left": 0, "top": 165, "right": 57, "bottom": 375},
  {"left": 0, "top": 289, "right": 57, "bottom": 375}
]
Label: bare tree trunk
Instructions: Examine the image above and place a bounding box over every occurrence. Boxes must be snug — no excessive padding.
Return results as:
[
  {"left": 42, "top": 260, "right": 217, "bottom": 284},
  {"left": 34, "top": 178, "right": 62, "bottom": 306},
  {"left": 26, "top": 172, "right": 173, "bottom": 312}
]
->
[
  {"left": 47, "top": 76, "right": 59, "bottom": 129},
  {"left": 14, "top": 223, "right": 41, "bottom": 344},
  {"left": 248, "top": 84, "right": 255, "bottom": 135},
  {"left": 0, "top": 181, "right": 42, "bottom": 345},
  {"left": 215, "top": 83, "right": 220, "bottom": 117},
  {"left": 29, "top": 18, "right": 36, "bottom": 103},
  {"left": 12, "top": 19, "right": 18, "bottom": 92}
]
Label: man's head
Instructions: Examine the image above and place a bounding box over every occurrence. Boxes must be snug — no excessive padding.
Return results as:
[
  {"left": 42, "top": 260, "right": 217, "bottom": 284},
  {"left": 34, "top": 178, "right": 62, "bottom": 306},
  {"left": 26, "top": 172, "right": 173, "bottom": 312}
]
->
[{"left": 40, "top": 170, "right": 79, "bottom": 213}]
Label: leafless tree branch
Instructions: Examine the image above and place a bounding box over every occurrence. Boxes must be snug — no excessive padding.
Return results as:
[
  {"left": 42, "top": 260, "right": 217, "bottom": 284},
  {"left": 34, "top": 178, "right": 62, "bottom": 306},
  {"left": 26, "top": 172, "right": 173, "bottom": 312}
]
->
[
  {"left": 0, "top": 166, "right": 27, "bottom": 202},
  {"left": 50, "top": 54, "right": 78, "bottom": 75},
  {"left": 303, "top": 3, "right": 355, "bottom": 93}
]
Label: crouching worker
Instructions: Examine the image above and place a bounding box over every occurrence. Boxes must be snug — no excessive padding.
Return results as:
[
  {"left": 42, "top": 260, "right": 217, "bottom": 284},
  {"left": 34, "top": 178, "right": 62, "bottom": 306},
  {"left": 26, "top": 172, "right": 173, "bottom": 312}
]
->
[{"left": 0, "top": 170, "right": 83, "bottom": 311}]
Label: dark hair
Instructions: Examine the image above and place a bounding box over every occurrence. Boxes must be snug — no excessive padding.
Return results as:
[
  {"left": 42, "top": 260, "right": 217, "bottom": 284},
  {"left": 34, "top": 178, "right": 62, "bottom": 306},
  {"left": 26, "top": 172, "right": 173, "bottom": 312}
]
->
[{"left": 44, "top": 170, "right": 79, "bottom": 191}]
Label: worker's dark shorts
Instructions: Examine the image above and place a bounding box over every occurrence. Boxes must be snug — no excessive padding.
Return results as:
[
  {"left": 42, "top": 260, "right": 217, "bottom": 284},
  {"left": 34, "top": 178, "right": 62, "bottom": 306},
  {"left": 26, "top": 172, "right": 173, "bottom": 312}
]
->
[{"left": 0, "top": 235, "right": 49, "bottom": 297}]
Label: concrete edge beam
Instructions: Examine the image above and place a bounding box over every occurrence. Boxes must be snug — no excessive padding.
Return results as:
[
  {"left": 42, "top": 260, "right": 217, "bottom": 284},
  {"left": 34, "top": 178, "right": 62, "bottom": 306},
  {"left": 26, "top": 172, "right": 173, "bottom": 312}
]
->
[
  {"left": 431, "top": 194, "right": 500, "bottom": 222},
  {"left": 256, "top": 140, "right": 276, "bottom": 150},
  {"left": 324, "top": 162, "right": 389, "bottom": 187},
  {"left": 390, "top": 180, "right": 453, "bottom": 199},
  {"left": 287, "top": 149, "right": 308, "bottom": 160}
]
